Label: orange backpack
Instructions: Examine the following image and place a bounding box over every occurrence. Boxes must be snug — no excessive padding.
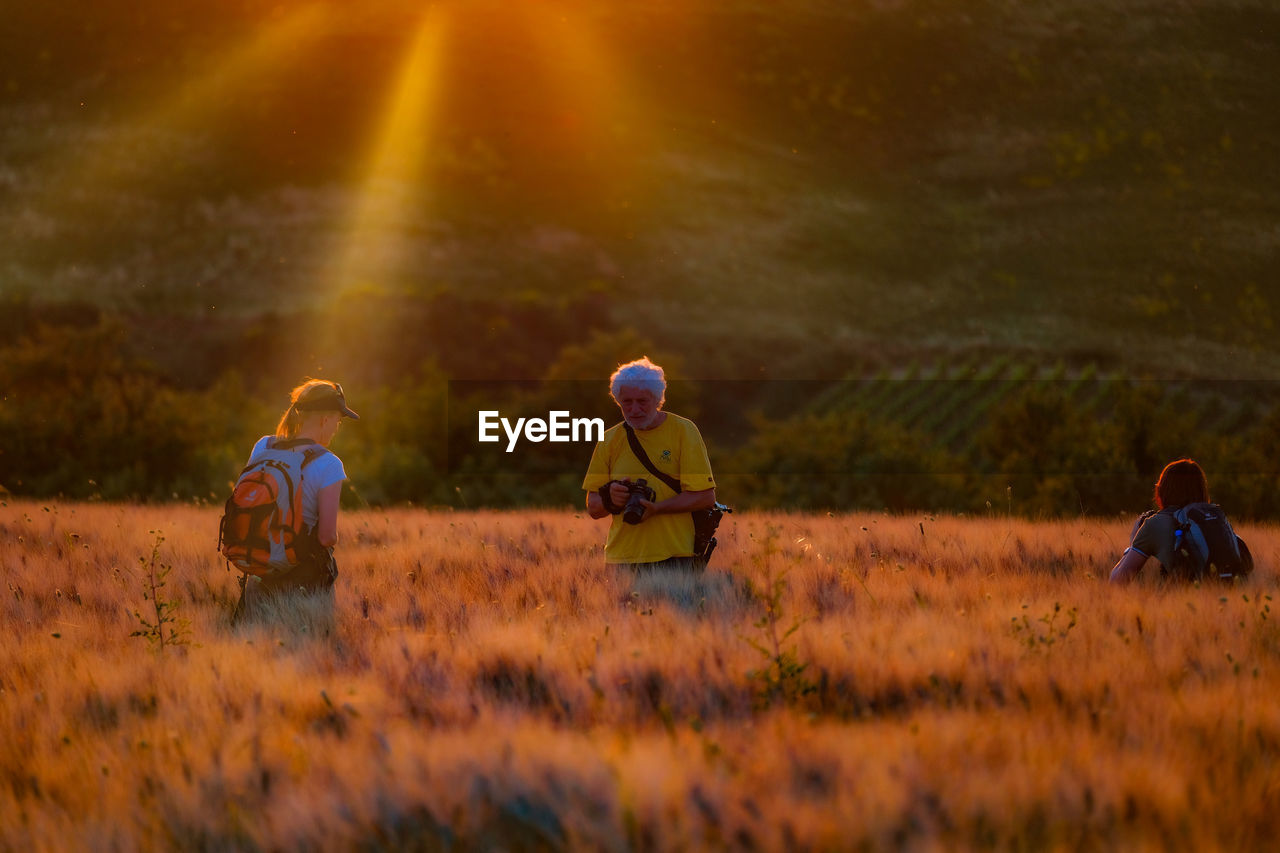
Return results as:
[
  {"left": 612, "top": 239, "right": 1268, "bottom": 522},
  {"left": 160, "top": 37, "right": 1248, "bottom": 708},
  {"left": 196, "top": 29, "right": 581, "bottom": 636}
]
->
[{"left": 218, "top": 439, "right": 328, "bottom": 576}]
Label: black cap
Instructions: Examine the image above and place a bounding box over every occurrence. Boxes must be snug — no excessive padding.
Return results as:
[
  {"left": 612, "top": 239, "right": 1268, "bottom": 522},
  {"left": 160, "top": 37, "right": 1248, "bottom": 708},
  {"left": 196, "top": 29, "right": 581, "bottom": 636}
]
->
[{"left": 295, "top": 382, "right": 360, "bottom": 420}]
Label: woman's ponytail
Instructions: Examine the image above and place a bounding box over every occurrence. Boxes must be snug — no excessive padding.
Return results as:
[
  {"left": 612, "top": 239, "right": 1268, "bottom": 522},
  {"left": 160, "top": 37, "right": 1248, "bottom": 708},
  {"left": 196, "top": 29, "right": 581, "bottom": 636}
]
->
[{"left": 274, "top": 402, "right": 302, "bottom": 439}]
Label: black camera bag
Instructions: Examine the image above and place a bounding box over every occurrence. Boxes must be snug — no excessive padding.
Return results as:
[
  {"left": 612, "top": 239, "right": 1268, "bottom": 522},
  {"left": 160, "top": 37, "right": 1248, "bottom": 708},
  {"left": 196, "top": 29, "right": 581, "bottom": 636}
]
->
[{"left": 623, "top": 424, "right": 729, "bottom": 566}]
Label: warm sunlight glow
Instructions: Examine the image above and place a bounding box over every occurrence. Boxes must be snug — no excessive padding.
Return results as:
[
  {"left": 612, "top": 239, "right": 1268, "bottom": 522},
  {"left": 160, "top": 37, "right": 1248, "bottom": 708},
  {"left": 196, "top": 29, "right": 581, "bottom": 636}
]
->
[
  {"left": 37, "top": 6, "right": 330, "bottom": 205},
  {"left": 326, "top": 9, "right": 450, "bottom": 298},
  {"left": 517, "top": 3, "right": 655, "bottom": 190}
]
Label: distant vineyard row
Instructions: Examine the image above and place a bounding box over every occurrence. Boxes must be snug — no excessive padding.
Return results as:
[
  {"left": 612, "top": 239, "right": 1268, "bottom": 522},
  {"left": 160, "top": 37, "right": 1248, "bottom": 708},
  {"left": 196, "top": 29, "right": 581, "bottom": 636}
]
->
[
  {"left": 808, "top": 356, "right": 1278, "bottom": 457},
  {"left": 714, "top": 356, "right": 1280, "bottom": 518}
]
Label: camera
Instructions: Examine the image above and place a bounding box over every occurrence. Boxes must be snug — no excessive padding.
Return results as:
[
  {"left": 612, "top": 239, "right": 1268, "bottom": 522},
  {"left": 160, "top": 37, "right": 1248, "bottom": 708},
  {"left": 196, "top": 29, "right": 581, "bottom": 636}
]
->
[{"left": 622, "top": 478, "right": 656, "bottom": 525}]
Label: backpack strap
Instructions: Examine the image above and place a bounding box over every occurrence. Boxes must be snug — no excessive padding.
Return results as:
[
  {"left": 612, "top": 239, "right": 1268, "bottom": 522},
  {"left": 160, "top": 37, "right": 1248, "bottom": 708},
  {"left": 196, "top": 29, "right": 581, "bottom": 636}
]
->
[
  {"left": 264, "top": 437, "right": 330, "bottom": 468},
  {"left": 230, "top": 438, "right": 330, "bottom": 495},
  {"left": 300, "top": 445, "right": 330, "bottom": 469},
  {"left": 270, "top": 437, "right": 319, "bottom": 452},
  {"left": 623, "top": 424, "right": 682, "bottom": 494}
]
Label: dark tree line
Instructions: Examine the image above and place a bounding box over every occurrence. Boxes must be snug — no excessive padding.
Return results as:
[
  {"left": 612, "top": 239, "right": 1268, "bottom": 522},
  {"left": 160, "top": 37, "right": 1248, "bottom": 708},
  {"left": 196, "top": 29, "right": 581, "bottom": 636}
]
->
[{"left": 5, "top": 302, "right": 1280, "bottom": 519}]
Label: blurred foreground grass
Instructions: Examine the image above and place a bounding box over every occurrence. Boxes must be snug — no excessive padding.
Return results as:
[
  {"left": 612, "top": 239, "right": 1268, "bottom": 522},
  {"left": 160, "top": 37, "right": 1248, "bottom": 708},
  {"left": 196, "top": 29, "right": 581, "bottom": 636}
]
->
[{"left": 3, "top": 501, "right": 1279, "bottom": 850}]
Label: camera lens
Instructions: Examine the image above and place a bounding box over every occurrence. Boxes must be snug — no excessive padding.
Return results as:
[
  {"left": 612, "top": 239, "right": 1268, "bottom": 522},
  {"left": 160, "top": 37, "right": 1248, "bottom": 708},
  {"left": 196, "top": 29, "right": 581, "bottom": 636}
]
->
[
  {"left": 623, "top": 479, "right": 649, "bottom": 525},
  {"left": 623, "top": 492, "right": 646, "bottom": 524}
]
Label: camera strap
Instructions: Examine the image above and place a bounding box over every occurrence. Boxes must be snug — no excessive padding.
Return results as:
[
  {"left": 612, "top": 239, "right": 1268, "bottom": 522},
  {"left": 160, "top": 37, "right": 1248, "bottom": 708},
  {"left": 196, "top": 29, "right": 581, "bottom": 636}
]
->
[{"left": 623, "top": 424, "right": 682, "bottom": 494}]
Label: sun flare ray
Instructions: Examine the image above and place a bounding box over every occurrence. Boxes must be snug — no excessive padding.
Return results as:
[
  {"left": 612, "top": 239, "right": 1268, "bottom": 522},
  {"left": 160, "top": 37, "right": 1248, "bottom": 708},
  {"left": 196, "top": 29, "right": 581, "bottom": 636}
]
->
[
  {"left": 326, "top": 9, "right": 450, "bottom": 299},
  {"left": 523, "top": 5, "right": 653, "bottom": 162}
]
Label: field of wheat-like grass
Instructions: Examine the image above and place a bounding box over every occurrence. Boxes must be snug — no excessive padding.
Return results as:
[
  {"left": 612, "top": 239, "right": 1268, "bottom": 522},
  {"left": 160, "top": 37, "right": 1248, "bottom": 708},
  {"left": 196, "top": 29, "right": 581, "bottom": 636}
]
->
[{"left": 2, "top": 499, "right": 1279, "bottom": 851}]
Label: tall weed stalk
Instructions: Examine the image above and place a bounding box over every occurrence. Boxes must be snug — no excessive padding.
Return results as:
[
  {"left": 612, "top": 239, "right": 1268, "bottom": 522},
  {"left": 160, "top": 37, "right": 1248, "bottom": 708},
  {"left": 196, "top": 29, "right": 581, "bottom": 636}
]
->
[
  {"left": 743, "top": 558, "right": 815, "bottom": 709},
  {"left": 130, "top": 530, "right": 192, "bottom": 652}
]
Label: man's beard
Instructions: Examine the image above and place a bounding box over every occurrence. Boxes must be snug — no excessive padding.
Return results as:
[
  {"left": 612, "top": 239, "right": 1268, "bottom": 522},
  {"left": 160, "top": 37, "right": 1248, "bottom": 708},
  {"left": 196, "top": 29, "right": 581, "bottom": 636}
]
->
[{"left": 626, "top": 411, "right": 660, "bottom": 430}]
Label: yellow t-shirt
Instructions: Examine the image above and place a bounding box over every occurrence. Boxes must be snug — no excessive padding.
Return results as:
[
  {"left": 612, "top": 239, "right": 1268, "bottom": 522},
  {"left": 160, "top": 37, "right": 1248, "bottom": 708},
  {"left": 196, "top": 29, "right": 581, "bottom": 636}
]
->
[{"left": 582, "top": 413, "right": 716, "bottom": 564}]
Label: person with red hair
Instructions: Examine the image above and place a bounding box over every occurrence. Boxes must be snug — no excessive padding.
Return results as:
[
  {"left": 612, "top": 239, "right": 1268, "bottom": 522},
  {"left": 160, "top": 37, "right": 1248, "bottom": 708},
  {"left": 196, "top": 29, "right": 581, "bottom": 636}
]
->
[{"left": 1109, "top": 458, "right": 1251, "bottom": 584}]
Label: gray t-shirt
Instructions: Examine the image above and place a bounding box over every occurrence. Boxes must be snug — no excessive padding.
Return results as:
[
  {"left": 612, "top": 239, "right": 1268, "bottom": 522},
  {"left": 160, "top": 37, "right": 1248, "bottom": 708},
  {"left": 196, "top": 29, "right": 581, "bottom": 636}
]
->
[
  {"left": 248, "top": 437, "right": 346, "bottom": 531},
  {"left": 1130, "top": 510, "right": 1177, "bottom": 570}
]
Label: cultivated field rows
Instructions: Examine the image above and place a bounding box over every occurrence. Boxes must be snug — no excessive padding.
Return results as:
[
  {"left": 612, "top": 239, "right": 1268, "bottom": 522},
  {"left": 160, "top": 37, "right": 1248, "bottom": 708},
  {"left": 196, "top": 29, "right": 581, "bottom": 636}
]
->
[{"left": 3, "top": 500, "right": 1279, "bottom": 850}]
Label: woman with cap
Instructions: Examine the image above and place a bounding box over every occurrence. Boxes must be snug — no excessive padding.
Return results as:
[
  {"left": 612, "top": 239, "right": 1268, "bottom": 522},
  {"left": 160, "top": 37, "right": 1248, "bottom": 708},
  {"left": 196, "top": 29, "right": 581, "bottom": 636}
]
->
[{"left": 233, "top": 379, "right": 360, "bottom": 619}]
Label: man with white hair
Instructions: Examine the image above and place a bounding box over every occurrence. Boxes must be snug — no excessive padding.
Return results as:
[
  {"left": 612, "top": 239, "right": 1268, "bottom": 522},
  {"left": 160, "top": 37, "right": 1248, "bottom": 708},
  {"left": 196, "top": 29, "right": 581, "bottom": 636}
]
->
[{"left": 583, "top": 356, "right": 717, "bottom": 570}]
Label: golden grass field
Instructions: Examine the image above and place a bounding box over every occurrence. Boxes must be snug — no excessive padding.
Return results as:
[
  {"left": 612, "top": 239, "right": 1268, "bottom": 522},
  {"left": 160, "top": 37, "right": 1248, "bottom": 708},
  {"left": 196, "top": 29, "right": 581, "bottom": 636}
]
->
[{"left": 3, "top": 499, "right": 1279, "bottom": 851}]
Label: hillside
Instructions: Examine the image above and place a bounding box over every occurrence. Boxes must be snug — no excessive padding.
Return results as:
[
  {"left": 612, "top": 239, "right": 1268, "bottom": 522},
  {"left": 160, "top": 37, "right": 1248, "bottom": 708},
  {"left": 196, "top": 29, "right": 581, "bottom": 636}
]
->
[{"left": 2, "top": 0, "right": 1278, "bottom": 383}]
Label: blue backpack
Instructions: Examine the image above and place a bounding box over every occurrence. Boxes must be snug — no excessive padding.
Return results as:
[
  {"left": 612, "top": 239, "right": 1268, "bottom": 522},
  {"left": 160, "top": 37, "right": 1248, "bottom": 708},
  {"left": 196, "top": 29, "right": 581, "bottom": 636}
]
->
[{"left": 1167, "top": 502, "right": 1252, "bottom": 582}]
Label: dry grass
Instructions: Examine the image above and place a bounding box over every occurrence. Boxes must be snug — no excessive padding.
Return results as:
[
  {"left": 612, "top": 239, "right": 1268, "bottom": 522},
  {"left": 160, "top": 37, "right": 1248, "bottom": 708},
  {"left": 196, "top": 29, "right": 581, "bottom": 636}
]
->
[{"left": 2, "top": 500, "right": 1279, "bottom": 851}]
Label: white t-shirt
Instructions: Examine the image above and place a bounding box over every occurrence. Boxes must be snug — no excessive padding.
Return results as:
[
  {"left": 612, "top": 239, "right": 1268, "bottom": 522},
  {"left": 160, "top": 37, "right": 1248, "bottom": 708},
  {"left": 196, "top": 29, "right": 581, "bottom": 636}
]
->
[{"left": 248, "top": 437, "right": 347, "bottom": 531}]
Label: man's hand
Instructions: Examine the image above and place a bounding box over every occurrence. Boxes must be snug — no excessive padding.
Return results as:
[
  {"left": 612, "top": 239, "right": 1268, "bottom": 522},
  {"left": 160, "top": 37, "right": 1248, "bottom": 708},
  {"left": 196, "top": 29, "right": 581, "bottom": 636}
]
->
[
  {"left": 607, "top": 479, "right": 631, "bottom": 510},
  {"left": 636, "top": 497, "right": 658, "bottom": 523},
  {"left": 586, "top": 478, "right": 635, "bottom": 519}
]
